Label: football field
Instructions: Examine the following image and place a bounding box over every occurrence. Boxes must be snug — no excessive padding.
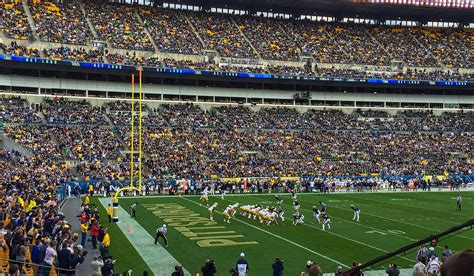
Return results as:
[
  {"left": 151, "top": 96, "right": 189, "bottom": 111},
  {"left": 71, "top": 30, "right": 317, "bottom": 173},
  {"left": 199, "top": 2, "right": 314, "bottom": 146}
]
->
[{"left": 96, "top": 191, "right": 474, "bottom": 276}]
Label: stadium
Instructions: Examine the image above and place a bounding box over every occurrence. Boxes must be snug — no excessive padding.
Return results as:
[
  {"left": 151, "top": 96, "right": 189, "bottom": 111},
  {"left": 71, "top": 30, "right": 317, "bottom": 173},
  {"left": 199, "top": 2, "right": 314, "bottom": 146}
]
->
[{"left": 0, "top": 0, "right": 473, "bottom": 275}]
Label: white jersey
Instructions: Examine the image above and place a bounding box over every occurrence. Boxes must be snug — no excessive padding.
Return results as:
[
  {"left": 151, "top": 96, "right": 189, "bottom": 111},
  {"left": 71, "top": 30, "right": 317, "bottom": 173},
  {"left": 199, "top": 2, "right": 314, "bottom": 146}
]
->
[{"left": 208, "top": 203, "right": 218, "bottom": 212}]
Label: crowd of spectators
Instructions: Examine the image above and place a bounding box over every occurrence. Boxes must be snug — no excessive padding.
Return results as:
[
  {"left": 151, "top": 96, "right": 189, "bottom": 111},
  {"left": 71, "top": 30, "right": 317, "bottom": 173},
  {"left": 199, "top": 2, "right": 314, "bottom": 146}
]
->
[
  {"left": 2, "top": 98, "right": 473, "bottom": 179},
  {"left": 411, "top": 28, "right": 471, "bottom": 68},
  {"left": 31, "top": 2, "right": 90, "bottom": 45},
  {"left": 0, "top": 1, "right": 32, "bottom": 40},
  {"left": 0, "top": 96, "right": 41, "bottom": 124},
  {"left": 140, "top": 7, "right": 202, "bottom": 55},
  {"left": 85, "top": 3, "right": 153, "bottom": 51},
  {"left": 43, "top": 47, "right": 104, "bottom": 63},
  {"left": 235, "top": 16, "right": 300, "bottom": 61},
  {"left": 190, "top": 12, "right": 258, "bottom": 58},
  {"left": 0, "top": 2, "right": 472, "bottom": 73},
  {"left": 1, "top": 41, "right": 40, "bottom": 58},
  {"left": 0, "top": 149, "right": 90, "bottom": 275},
  {"left": 42, "top": 98, "right": 108, "bottom": 125}
]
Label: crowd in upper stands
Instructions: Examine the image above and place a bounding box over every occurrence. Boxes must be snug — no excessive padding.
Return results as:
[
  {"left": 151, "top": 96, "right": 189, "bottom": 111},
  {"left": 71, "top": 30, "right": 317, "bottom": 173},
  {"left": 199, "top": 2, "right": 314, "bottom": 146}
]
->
[
  {"left": 0, "top": 1, "right": 472, "bottom": 81},
  {"left": 31, "top": 2, "right": 90, "bottom": 45},
  {"left": 1, "top": 97, "right": 472, "bottom": 181}
]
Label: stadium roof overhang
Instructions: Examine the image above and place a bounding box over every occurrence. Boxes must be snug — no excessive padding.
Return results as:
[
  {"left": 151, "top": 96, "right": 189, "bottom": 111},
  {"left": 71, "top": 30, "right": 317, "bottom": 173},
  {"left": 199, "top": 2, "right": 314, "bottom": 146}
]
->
[{"left": 160, "top": 0, "right": 474, "bottom": 23}]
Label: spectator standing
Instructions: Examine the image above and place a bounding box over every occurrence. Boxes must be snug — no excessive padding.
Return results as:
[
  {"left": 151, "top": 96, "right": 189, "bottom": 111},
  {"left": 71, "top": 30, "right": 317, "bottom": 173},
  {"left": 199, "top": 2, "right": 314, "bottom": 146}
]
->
[
  {"left": 236, "top": 253, "right": 249, "bottom": 276},
  {"left": 272, "top": 257, "right": 284, "bottom": 276},
  {"left": 201, "top": 259, "right": 217, "bottom": 276},
  {"left": 91, "top": 221, "right": 100, "bottom": 249},
  {"left": 306, "top": 261, "right": 322, "bottom": 276},
  {"left": 39, "top": 240, "right": 57, "bottom": 276},
  {"left": 441, "top": 245, "right": 452, "bottom": 262},
  {"left": 80, "top": 222, "right": 88, "bottom": 247},
  {"left": 385, "top": 263, "right": 400, "bottom": 276},
  {"left": 413, "top": 261, "right": 427, "bottom": 276},
  {"left": 427, "top": 256, "right": 440, "bottom": 276},
  {"left": 91, "top": 256, "right": 104, "bottom": 276},
  {"left": 100, "top": 228, "right": 110, "bottom": 259},
  {"left": 57, "top": 243, "right": 72, "bottom": 275},
  {"left": 172, "top": 265, "right": 184, "bottom": 276},
  {"left": 107, "top": 204, "right": 113, "bottom": 223}
]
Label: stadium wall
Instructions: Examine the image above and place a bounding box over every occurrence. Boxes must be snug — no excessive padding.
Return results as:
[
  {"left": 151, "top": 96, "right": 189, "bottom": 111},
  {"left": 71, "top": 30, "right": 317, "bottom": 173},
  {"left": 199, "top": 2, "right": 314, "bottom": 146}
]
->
[{"left": 1, "top": 74, "right": 473, "bottom": 112}]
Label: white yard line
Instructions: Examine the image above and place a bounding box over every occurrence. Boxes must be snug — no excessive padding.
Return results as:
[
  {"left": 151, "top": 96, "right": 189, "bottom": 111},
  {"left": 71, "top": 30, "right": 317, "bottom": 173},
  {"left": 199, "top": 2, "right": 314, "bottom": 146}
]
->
[
  {"left": 98, "top": 198, "right": 191, "bottom": 276},
  {"left": 179, "top": 196, "right": 350, "bottom": 269}
]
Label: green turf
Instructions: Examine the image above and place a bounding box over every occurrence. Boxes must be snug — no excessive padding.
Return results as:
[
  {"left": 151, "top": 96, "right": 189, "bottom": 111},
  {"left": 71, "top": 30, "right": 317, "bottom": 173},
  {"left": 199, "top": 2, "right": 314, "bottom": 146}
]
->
[
  {"left": 92, "top": 197, "right": 153, "bottom": 275},
  {"left": 115, "top": 191, "right": 474, "bottom": 275}
]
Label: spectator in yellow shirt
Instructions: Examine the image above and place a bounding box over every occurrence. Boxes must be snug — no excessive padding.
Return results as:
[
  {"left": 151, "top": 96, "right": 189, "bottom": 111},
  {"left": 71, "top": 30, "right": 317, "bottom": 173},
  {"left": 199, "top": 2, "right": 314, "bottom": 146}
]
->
[
  {"left": 80, "top": 223, "right": 88, "bottom": 247},
  {"left": 100, "top": 228, "right": 110, "bottom": 259},
  {"left": 107, "top": 204, "right": 112, "bottom": 223},
  {"left": 84, "top": 195, "right": 90, "bottom": 205}
]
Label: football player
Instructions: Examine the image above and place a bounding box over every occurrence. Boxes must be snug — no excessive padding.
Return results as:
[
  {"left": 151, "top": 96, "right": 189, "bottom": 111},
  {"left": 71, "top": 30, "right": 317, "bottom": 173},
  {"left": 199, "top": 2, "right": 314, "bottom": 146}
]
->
[
  {"left": 200, "top": 187, "right": 209, "bottom": 206},
  {"left": 230, "top": 203, "right": 239, "bottom": 217},
  {"left": 208, "top": 202, "right": 218, "bottom": 221},
  {"left": 223, "top": 205, "right": 232, "bottom": 223},
  {"left": 293, "top": 200, "right": 300, "bottom": 212},
  {"left": 221, "top": 190, "right": 226, "bottom": 200},
  {"left": 292, "top": 212, "right": 305, "bottom": 225},
  {"left": 312, "top": 206, "right": 321, "bottom": 223},
  {"left": 291, "top": 190, "right": 297, "bottom": 201},
  {"left": 351, "top": 204, "right": 360, "bottom": 221},
  {"left": 319, "top": 201, "right": 327, "bottom": 213},
  {"left": 322, "top": 213, "right": 331, "bottom": 230},
  {"left": 275, "top": 195, "right": 283, "bottom": 208}
]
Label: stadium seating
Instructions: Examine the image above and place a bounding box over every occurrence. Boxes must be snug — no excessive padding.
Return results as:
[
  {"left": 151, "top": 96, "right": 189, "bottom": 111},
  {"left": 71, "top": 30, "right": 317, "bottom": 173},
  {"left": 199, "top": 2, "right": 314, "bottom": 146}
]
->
[
  {"left": 3, "top": 97, "right": 472, "bottom": 179},
  {"left": 0, "top": 2, "right": 471, "bottom": 80},
  {"left": 30, "top": 2, "right": 91, "bottom": 45}
]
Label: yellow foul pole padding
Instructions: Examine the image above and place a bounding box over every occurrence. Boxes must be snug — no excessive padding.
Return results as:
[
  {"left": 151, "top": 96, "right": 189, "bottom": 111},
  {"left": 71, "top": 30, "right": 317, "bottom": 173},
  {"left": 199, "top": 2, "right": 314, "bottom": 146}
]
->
[
  {"left": 113, "top": 73, "right": 140, "bottom": 222},
  {"left": 138, "top": 67, "right": 143, "bottom": 193}
]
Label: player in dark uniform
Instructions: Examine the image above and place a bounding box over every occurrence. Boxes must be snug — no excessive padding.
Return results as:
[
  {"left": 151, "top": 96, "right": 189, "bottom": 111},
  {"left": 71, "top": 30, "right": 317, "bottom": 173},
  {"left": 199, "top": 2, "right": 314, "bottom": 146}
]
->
[
  {"left": 322, "top": 213, "right": 331, "bottom": 230},
  {"left": 319, "top": 201, "right": 327, "bottom": 213},
  {"left": 292, "top": 211, "right": 304, "bottom": 225},
  {"left": 293, "top": 200, "right": 300, "bottom": 212},
  {"left": 351, "top": 204, "right": 360, "bottom": 221},
  {"left": 312, "top": 206, "right": 321, "bottom": 223},
  {"left": 275, "top": 195, "right": 283, "bottom": 208}
]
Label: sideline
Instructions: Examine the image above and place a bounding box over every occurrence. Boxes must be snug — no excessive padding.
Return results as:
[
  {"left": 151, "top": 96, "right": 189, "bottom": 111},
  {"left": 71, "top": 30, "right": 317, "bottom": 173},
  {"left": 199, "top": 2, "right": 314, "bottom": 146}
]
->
[
  {"left": 98, "top": 198, "right": 191, "bottom": 276},
  {"left": 116, "top": 188, "right": 474, "bottom": 199}
]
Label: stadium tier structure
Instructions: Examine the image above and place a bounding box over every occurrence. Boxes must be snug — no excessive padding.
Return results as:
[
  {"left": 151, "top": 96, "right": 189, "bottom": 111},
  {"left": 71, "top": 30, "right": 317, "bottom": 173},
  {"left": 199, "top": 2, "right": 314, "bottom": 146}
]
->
[{"left": 0, "top": 0, "right": 473, "bottom": 275}]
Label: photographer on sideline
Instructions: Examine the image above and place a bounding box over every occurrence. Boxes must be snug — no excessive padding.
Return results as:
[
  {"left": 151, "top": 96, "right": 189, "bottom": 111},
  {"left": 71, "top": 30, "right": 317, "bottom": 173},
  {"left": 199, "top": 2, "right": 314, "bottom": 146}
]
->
[
  {"left": 201, "top": 259, "right": 217, "bottom": 276},
  {"left": 272, "top": 257, "right": 284, "bottom": 276},
  {"left": 385, "top": 263, "right": 400, "bottom": 276},
  {"left": 171, "top": 265, "right": 184, "bottom": 276}
]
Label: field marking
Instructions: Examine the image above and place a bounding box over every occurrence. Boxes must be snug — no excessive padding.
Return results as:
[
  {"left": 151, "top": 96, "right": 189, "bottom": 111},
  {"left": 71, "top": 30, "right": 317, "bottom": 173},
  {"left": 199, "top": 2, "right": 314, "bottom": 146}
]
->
[
  {"left": 97, "top": 198, "right": 191, "bottom": 276},
  {"left": 115, "top": 188, "right": 474, "bottom": 199},
  {"left": 179, "top": 196, "right": 350, "bottom": 268},
  {"left": 302, "top": 222, "right": 414, "bottom": 263},
  {"left": 296, "top": 196, "right": 474, "bottom": 242},
  {"left": 330, "top": 194, "right": 474, "bottom": 240},
  {"left": 339, "top": 194, "right": 472, "bottom": 221}
]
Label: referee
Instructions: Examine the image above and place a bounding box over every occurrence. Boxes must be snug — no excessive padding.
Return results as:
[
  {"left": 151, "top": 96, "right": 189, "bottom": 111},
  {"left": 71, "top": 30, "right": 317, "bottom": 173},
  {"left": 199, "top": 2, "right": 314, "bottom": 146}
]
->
[
  {"left": 154, "top": 224, "right": 168, "bottom": 247},
  {"left": 456, "top": 194, "right": 462, "bottom": 211}
]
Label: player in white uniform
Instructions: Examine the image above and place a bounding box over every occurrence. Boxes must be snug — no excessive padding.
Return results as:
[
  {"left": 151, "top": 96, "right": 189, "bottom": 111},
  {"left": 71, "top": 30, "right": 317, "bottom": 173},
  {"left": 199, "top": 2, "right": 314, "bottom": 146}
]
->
[
  {"left": 208, "top": 203, "right": 218, "bottom": 221},
  {"left": 351, "top": 204, "right": 360, "bottom": 221},
  {"left": 221, "top": 190, "right": 226, "bottom": 200},
  {"left": 322, "top": 214, "right": 331, "bottom": 230},
  {"left": 223, "top": 205, "right": 232, "bottom": 223},
  {"left": 200, "top": 187, "right": 209, "bottom": 206},
  {"left": 312, "top": 206, "right": 321, "bottom": 223},
  {"left": 230, "top": 203, "right": 239, "bottom": 217}
]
